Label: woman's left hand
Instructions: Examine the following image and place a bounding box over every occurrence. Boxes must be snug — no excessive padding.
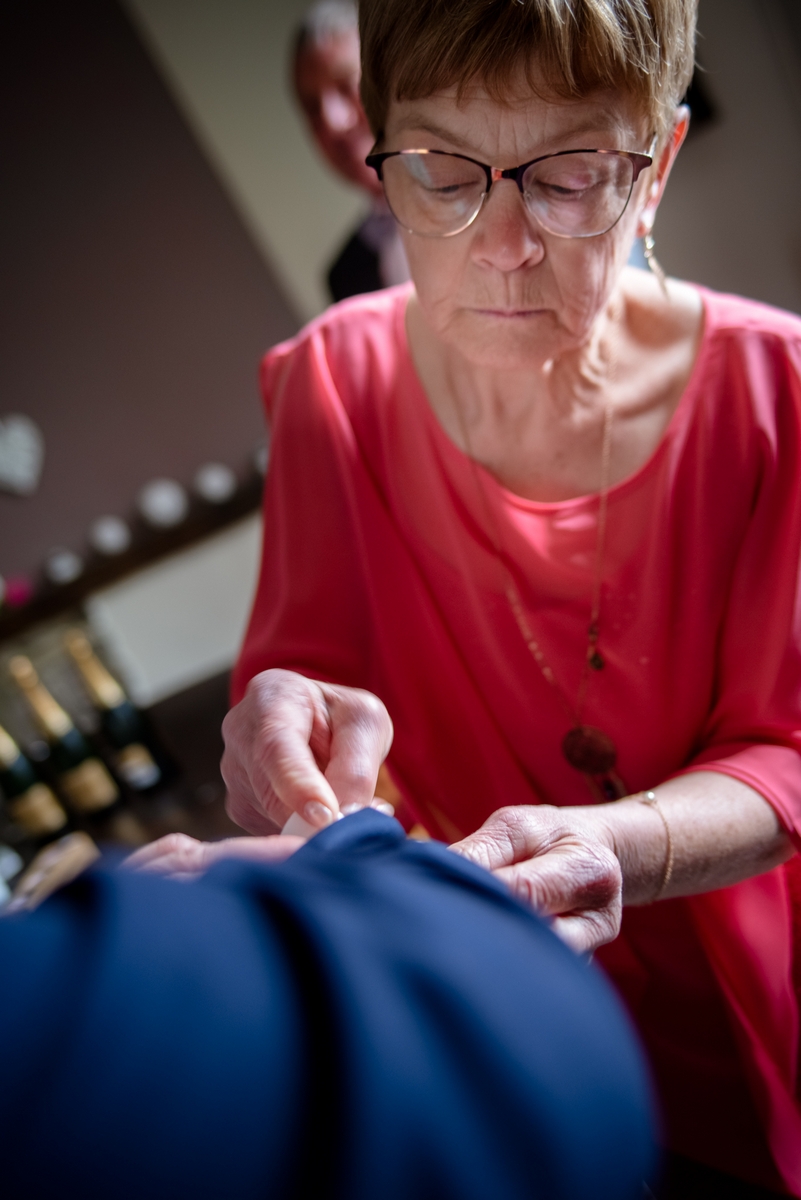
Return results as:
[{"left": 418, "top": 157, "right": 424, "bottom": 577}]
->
[{"left": 451, "top": 805, "right": 622, "bottom": 954}]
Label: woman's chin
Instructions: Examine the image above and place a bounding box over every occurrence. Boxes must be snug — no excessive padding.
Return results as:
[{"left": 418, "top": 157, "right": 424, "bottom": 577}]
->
[{"left": 446, "top": 310, "right": 563, "bottom": 370}]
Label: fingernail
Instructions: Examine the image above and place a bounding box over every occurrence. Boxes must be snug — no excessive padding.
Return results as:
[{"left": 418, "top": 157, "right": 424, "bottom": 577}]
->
[{"left": 303, "top": 800, "right": 335, "bottom": 828}]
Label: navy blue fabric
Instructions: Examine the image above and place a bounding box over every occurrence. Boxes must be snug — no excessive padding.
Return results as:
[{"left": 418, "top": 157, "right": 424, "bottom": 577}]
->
[{"left": 0, "top": 810, "right": 656, "bottom": 1199}]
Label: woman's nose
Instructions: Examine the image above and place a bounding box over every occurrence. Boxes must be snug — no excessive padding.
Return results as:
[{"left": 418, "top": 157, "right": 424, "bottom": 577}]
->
[
  {"left": 470, "top": 180, "right": 545, "bottom": 272},
  {"left": 320, "top": 88, "right": 359, "bottom": 134}
]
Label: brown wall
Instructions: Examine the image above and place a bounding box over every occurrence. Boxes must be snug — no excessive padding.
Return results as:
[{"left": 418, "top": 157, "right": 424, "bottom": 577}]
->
[{"left": 0, "top": 0, "right": 299, "bottom": 582}]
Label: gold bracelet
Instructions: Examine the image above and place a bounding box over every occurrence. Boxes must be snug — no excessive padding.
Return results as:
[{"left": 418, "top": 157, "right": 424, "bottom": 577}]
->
[{"left": 638, "top": 790, "right": 675, "bottom": 901}]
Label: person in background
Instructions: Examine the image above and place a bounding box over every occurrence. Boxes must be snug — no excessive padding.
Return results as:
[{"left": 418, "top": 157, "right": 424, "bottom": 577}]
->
[
  {"left": 292, "top": 0, "right": 410, "bottom": 302},
  {"left": 0, "top": 810, "right": 654, "bottom": 1200}
]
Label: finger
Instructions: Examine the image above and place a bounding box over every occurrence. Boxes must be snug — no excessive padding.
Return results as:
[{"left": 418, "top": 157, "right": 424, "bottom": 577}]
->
[
  {"left": 321, "top": 686, "right": 393, "bottom": 811},
  {"left": 123, "top": 836, "right": 180, "bottom": 870},
  {"left": 451, "top": 806, "right": 549, "bottom": 871},
  {"left": 221, "top": 748, "right": 287, "bottom": 835},
  {"left": 198, "top": 835, "right": 305, "bottom": 869},
  {"left": 221, "top": 698, "right": 290, "bottom": 833},
  {"left": 222, "top": 676, "right": 340, "bottom": 832},
  {"left": 251, "top": 695, "right": 342, "bottom": 828},
  {"left": 341, "top": 798, "right": 396, "bottom": 817},
  {"left": 124, "top": 833, "right": 206, "bottom": 876},
  {"left": 125, "top": 833, "right": 305, "bottom": 880},
  {"left": 550, "top": 907, "right": 620, "bottom": 955},
  {"left": 494, "top": 846, "right": 622, "bottom": 953},
  {"left": 284, "top": 797, "right": 394, "bottom": 843},
  {"left": 494, "top": 842, "right": 620, "bottom": 916}
]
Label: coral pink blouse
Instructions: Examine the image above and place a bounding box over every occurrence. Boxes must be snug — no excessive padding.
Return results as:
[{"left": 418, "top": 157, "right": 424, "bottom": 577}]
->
[{"left": 234, "top": 284, "right": 801, "bottom": 1194}]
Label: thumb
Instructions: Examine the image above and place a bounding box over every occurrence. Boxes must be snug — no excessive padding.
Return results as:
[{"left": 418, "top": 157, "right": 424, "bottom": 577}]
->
[
  {"left": 451, "top": 805, "right": 551, "bottom": 871},
  {"left": 451, "top": 824, "right": 518, "bottom": 872},
  {"left": 320, "top": 685, "right": 393, "bottom": 810}
]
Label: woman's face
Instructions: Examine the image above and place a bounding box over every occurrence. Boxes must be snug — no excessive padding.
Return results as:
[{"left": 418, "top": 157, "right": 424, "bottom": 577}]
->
[{"left": 383, "top": 79, "right": 662, "bottom": 370}]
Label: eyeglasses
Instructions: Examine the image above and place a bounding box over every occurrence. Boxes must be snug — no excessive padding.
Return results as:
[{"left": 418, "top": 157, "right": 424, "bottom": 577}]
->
[{"left": 365, "top": 141, "right": 656, "bottom": 240}]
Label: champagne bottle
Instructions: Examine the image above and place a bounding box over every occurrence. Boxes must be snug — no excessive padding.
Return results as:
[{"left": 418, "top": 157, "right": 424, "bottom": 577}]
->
[
  {"left": 8, "top": 656, "right": 147, "bottom": 846},
  {"left": 64, "top": 631, "right": 163, "bottom": 792},
  {"left": 0, "top": 721, "right": 69, "bottom": 846},
  {"left": 8, "top": 655, "right": 122, "bottom": 815}
]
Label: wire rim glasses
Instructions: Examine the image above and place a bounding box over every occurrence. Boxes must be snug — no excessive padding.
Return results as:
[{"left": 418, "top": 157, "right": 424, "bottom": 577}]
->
[{"left": 365, "top": 143, "right": 655, "bottom": 240}]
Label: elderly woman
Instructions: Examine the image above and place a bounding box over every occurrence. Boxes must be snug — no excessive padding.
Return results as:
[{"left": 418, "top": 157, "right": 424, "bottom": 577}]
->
[{"left": 222, "top": 1, "right": 801, "bottom": 1195}]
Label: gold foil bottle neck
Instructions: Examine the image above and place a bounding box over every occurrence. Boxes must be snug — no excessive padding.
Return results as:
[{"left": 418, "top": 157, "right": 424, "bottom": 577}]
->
[
  {"left": 8, "top": 656, "right": 72, "bottom": 740},
  {"left": 64, "top": 631, "right": 125, "bottom": 710}
]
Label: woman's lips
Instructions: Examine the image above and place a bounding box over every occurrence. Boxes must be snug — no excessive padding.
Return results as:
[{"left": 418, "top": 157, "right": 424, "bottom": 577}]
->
[{"left": 473, "top": 308, "right": 545, "bottom": 318}]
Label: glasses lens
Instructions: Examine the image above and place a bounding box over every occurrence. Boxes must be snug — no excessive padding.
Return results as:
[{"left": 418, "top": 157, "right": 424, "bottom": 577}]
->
[
  {"left": 522, "top": 152, "right": 635, "bottom": 238},
  {"left": 381, "top": 153, "right": 486, "bottom": 236}
]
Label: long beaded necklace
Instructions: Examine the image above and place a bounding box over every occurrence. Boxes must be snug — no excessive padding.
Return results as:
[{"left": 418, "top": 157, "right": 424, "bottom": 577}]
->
[{"left": 452, "top": 333, "right": 627, "bottom": 803}]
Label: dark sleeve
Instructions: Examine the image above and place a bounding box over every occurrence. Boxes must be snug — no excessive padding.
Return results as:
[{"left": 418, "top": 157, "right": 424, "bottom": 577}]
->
[
  {"left": 0, "top": 862, "right": 304, "bottom": 1200},
  {"left": 327, "top": 229, "right": 383, "bottom": 302},
  {"left": 0, "top": 811, "right": 656, "bottom": 1200}
]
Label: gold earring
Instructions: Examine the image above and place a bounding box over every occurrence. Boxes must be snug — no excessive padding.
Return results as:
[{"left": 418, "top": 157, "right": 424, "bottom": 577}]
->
[{"left": 643, "top": 233, "right": 669, "bottom": 297}]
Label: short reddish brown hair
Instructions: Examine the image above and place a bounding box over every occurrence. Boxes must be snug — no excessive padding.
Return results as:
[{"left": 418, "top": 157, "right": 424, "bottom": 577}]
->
[{"left": 359, "top": 0, "right": 697, "bottom": 142}]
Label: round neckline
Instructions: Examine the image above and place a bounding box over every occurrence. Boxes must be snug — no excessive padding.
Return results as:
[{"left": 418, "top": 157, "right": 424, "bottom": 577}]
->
[{"left": 396, "top": 284, "right": 713, "bottom": 513}]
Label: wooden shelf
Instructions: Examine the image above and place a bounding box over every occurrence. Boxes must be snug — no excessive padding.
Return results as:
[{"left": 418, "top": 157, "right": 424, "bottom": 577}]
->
[{"left": 0, "top": 475, "right": 263, "bottom": 644}]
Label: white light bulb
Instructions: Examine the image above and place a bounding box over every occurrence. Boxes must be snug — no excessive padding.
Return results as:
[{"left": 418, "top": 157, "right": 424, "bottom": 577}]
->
[
  {"left": 138, "top": 479, "right": 189, "bottom": 528},
  {"left": 90, "top": 515, "right": 131, "bottom": 556},
  {"left": 45, "top": 548, "right": 84, "bottom": 585},
  {"left": 194, "top": 462, "right": 237, "bottom": 504}
]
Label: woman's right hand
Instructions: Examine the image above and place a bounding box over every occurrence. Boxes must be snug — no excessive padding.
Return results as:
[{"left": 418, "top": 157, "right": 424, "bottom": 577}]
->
[{"left": 221, "top": 668, "right": 394, "bottom": 835}]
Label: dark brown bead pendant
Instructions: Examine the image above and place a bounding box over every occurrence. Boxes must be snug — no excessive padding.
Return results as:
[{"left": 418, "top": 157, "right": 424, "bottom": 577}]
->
[
  {"left": 587, "top": 622, "right": 604, "bottom": 670},
  {"left": 562, "top": 725, "right": 618, "bottom": 776}
]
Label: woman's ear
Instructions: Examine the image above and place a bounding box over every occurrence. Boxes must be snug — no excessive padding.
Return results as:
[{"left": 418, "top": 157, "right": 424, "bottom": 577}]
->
[{"left": 636, "top": 104, "right": 690, "bottom": 239}]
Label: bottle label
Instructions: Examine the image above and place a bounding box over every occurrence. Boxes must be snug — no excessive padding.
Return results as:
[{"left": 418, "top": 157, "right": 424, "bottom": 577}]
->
[
  {"left": 8, "top": 784, "right": 68, "bottom": 837},
  {"left": 60, "top": 759, "right": 119, "bottom": 812},
  {"left": 115, "top": 744, "right": 161, "bottom": 790}
]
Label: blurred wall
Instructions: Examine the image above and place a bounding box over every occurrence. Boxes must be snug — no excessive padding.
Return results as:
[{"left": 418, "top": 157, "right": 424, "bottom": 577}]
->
[
  {"left": 657, "top": 0, "right": 801, "bottom": 314},
  {"left": 0, "top": 0, "right": 298, "bottom": 584},
  {"left": 87, "top": 515, "right": 262, "bottom": 706},
  {"left": 124, "top": 0, "right": 801, "bottom": 318},
  {"left": 123, "top": 0, "right": 367, "bottom": 322}
]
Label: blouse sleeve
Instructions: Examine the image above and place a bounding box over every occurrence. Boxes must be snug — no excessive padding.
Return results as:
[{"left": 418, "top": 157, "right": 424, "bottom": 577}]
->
[
  {"left": 230, "top": 331, "right": 373, "bottom": 705},
  {"left": 676, "top": 328, "right": 801, "bottom": 846}
]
